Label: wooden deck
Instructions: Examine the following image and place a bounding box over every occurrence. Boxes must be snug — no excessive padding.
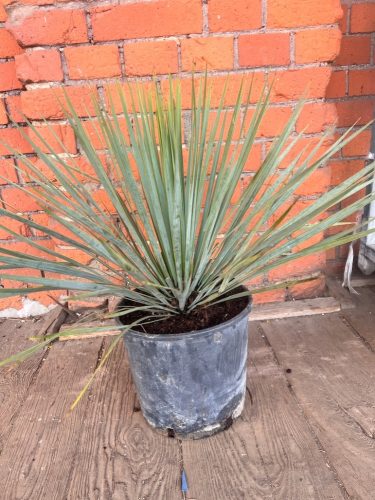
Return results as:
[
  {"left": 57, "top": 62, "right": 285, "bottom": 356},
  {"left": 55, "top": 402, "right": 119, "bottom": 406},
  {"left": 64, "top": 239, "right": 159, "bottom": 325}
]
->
[{"left": 0, "top": 285, "right": 374, "bottom": 500}]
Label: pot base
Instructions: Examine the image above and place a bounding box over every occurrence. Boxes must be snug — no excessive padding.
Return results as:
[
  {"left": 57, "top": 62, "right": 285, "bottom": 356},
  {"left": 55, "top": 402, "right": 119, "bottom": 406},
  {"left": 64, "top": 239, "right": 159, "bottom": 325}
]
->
[{"left": 146, "top": 392, "right": 246, "bottom": 440}]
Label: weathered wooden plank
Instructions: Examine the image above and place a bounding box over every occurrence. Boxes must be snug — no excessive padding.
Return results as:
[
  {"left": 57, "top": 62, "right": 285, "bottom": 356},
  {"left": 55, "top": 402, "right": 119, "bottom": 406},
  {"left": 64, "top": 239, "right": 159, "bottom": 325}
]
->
[
  {"left": 346, "top": 406, "right": 375, "bottom": 438},
  {"left": 58, "top": 298, "right": 342, "bottom": 342},
  {"left": 326, "top": 277, "right": 356, "bottom": 310},
  {"left": 246, "top": 325, "right": 345, "bottom": 500},
  {"left": 261, "top": 314, "right": 375, "bottom": 499},
  {"left": 181, "top": 395, "right": 274, "bottom": 500},
  {"left": 249, "top": 297, "right": 340, "bottom": 321},
  {"left": 181, "top": 326, "right": 344, "bottom": 500},
  {"left": 0, "top": 318, "right": 48, "bottom": 453},
  {"left": 0, "top": 337, "right": 103, "bottom": 500},
  {"left": 59, "top": 319, "right": 120, "bottom": 341},
  {"left": 65, "top": 339, "right": 181, "bottom": 500},
  {"left": 341, "top": 286, "right": 375, "bottom": 350},
  {"left": 350, "top": 276, "right": 375, "bottom": 288},
  {"left": 36, "top": 305, "right": 68, "bottom": 338}
]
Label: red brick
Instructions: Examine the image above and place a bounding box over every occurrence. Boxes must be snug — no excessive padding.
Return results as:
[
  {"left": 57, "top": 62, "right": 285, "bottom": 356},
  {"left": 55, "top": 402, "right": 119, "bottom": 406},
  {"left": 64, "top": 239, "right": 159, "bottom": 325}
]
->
[
  {"left": 0, "top": 128, "right": 33, "bottom": 155},
  {"left": 296, "top": 232, "right": 325, "bottom": 252},
  {"left": 28, "top": 124, "right": 77, "bottom": 154},
  {"left": 0, "top": 99, "right": 8, "bottom": 125},
  {"left": 270, "top": 67, "right": 332, "bottom": 102},
  {"left": 0, "top": 296, "right": 23, "bottom": 310},
  {"left": 0, "top": 4, "right": 7, "bottom": 22},
  {"left": 252, "top": 288, "right": 286, "bottom": 304},
  {"left": 267, "top": 0, "right": 342, "bottom": 28},
  {"left": 335, "top": 99, "right": 375, "bottom": 127},
  {"left": 208, "top": 0, "right": 262, "bottom": 31},
  {"left": 336, "top": 35, "right": 371, "bottom": 66},
  {"left": 287, "top": 276, "right": 326, "bottom": 299},
  {"left": 242, "top": 143, "right": 263, "bottom": 173},
  {"left": 81, "top": 118, "right": 130, "bottom": 150},
  {"left": 29, "top": 290, "right": 65, "bottom": 306},
  {"left": 29, "top": 212, "right": 50, "bottom": 238},
  {"left": 65, "top": 45, "right": 121, "bottom": 80},
  {"left": 0, "top": 61, "right": 22, "bottom": 91},
  {"left": 295, "top": 28, "right": 341, "bottom": 64},
  {"left": 15, "top": 49, "right": 63, "bottom": 84},
  {"left": 170, "top": 73, "right": 265, "bottom": 109},
  {"left": 91, "top": 188, "right": 116, "bottom": 214},
  {"left": 205, "top": 110, "right": 242, "bottom": 141},
  {"left": 20, "top": 86, "right": 98, "bottom": 120},
  {"left": 18, "top": 156, "right": 83, "bottom": 183},
  {"left": 0, "top": 240, "right": 54, "bottom": 258},
  {"left": 90, "top": 0, "right": 202, "bottom": 42},
  {"left": 107, "top": 73, "right": 265, "bottom": 114},
  {"left": 7, "top": 9, "right": 87, "bottom": 46},
  {"left": 330, "top": 159, "right": 365, "bottom": 185},
  {"left": 269, "top": 253, "right": 325, "bottom": 280},
  {"left": 238, "top": 33, "right": 290, "bottom": 68},
  {"left": 0, "top": 215, "right": 30, "bottom": 240},
  {"left": 295, "top": 167, "right": 330, "bottom": 196},
  {"left": 0, "top": 29, "right": 23, "bottom": 58},
  {"left": 342, "top": 129, "right": 371, "bottom": 158},
  {"left": 296, "top": 102, "right": 337, "bottom": 134},
  {"left": 1, "top": 187, "right": 42, "bottom": 212},
  {"left": 326, "top": 71, "right": 346, "bottom": 98},
  {"left": 339, "top": 4, "right": 348, "bottom": 33},
  {"left": 0, "top": 264, "right": 43, "bottom": 292},
  {"left": 245, "top": 106, "right": 294, "bottom": 138},
  {"left": 19, "top": 156, "right": 57, "bottom": 183},
  {"left": 66, "top": 155, "right": 101, "bottom": 182},
  {"left": 105, "top": 80, "right": 157, "bottom": 114},
  {"left": 265, "top": 136, "right": 333, "bottom": 170},
  {"left": 181, "top": 37, "right": 233, "bottom": 71},
  {"left": 6, "top": 95, "right": 24, "bottom": 123},
  {"left": 351, "top": 4, "right": 375, "bottom": 33},
  {"left": 55, "top": 246, "right": 93, "bottom": 265},
  {"left": 349, "top": 70, "right": 375, "bottom": 97},
  {"left": 125, "top": 40, "right": 178, "bottom": 76},
  {"left": 270, "top": 200, "right": 325, "bottom": 227},
  {"left": 10, "top": 0, "right": 55, "bottom": 5},
  {"left": 0, "top": 159, "right": 18, "bottom": 185}
]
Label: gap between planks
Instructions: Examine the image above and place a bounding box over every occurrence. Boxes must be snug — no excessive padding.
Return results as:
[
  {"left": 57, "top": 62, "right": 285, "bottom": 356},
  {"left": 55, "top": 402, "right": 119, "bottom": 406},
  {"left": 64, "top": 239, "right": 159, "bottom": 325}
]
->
[{"left": 57, "top": 296, "right": 341, "bottom": 341}]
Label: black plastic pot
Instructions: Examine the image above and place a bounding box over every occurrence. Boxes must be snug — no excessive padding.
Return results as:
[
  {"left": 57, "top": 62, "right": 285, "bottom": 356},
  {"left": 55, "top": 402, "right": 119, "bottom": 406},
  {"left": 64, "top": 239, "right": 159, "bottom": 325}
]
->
[{"left": 117, "top": 290, "right": 252, "bottom": 439}]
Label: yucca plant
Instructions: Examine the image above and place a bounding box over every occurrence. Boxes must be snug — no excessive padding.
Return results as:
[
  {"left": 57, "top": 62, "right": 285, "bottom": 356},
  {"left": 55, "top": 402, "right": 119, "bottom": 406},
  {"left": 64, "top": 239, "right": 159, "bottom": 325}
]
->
[{"left": 0, "top": 76, "right": 374, "bottom": 422}]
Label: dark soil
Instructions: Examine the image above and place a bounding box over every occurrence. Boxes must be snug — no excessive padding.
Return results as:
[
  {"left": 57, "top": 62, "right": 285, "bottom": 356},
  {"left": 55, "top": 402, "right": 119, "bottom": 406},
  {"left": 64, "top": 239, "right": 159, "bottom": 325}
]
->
[{"left": 117, "top": 287, "right": 251, "bottom": 335}]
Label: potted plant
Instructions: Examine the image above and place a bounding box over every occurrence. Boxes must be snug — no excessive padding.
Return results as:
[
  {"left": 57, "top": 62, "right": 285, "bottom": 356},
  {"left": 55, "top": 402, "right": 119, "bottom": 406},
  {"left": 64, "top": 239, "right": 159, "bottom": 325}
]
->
[{"left": 0, "top": 77, "right": 374, "bottom": 438}]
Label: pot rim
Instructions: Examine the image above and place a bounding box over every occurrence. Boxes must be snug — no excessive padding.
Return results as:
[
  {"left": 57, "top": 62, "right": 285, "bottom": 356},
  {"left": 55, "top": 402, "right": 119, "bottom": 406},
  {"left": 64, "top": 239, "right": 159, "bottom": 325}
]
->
[{"left": 116, "top": 285, "right": 252, "bottom": 341}]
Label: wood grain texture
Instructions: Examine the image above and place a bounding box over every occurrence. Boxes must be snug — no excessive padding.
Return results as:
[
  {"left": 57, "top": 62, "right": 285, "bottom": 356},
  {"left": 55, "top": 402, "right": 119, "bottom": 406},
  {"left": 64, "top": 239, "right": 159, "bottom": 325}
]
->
[
  {"left": 182, "top": 398, "right": 273, "bottom": 500},
  {"left": 59, "top": 319, "right": 120, "bottom": 341},
  {"left": 0, "top": 337, "right": 102, "bottom": 500},
  {"left": 58, "top": 298, "right": 342, "bottom": 343},
  {"left": 36, "top": 305, "right": 68, "bottom": 337},
  {"left": 246, "top": 326, "right": 344, "bottom": 500},
  {"left": 181, "top": 325, "right": 344, "bottom": 500},
  {"left": 262, "top": 314, "right": 375, "bottom": 499},
  {"left": 350, "top": 276, "right": 375, "bottom": 287},
  {"left": 341, "top": 286, "right": 375, "bottom": 350},
  {"left": 326, "top": 277, "right": 355, "bottom": 310},
  {"left": 249, "top": 297, "right": 340, "bottom": 321},
  {"left": 346, "top": 406, "right": 375, "bottom": 438},
  {"left": 0, "top": 318, "right": 47, "bottom": 453},
  {"left": 65, "top": 340, "right": 181, "bottom": 500}
]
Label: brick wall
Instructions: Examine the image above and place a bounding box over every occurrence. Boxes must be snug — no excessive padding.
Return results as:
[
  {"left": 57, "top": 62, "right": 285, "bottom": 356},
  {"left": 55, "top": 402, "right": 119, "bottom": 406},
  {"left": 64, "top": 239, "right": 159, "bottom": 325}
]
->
[
  {"left": 0, "top": 0, "right": 374, "bottom": 310},
  {"left": 327, "top": 0, "right": 375, "bottom": 273}
]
